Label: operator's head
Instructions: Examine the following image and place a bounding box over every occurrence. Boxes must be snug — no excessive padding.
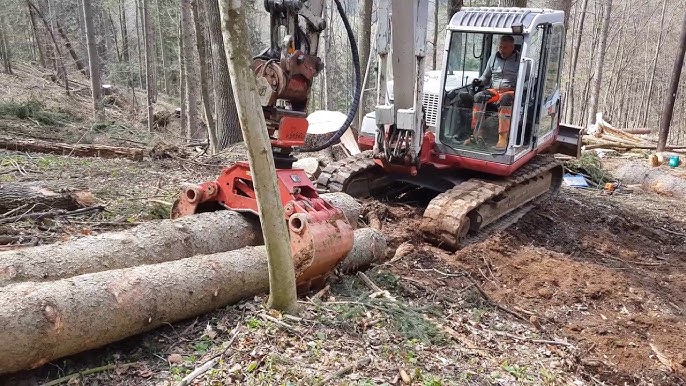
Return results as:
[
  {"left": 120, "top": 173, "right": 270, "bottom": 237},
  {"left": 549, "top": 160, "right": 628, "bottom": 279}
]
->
[{"left": 498, "top": 35, "right": 515, "bottom": 58}]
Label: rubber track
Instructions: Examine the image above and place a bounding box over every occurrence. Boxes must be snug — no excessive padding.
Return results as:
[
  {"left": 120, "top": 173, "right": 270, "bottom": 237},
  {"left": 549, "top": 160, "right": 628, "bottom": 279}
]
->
[
  {"left": 420, "top": 154, "right": 561, "bottom": 250},
  {"left": 316, "top": 151, "right": 378, "bottom": 196}
]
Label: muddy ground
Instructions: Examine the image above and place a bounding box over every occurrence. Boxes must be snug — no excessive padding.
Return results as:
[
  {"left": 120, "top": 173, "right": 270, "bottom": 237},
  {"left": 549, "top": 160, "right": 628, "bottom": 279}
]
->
[{"left": 1, "top": 68, "right": 686, "bottom": 385}]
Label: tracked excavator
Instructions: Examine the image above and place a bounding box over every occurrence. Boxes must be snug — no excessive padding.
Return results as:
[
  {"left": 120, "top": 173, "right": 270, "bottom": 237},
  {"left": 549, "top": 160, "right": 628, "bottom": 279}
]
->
[
  {"left": 317, "top": 2, "right": 582, "bottom": 250},
  {"left": 171, "top": 1, "right": 581, "bottom": 288}
]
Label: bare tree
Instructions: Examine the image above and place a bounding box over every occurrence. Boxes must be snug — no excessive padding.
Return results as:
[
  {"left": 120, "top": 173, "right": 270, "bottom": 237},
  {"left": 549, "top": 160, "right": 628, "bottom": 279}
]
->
[
  {"left": 82, "top": 0, "right": 103, "bottom": 116},
  {"left": 142, "top": 0, "right": 155, "bottom": 131},
  {"left": 191, "top": 0, "right": 217, "bottom": 150},
  {"left": 355, "top": 0, "right": 372, "bottom": 128},
  {"left": 658, "top": 8, "right": 686, "bottom": 151},
  {"left": 0, "top": 17, "right": 11, "bottom": 74},
  {"left": 180, "top": 0, "right": 199, "bottom": 140},
  {"left": 27, "top": 0, "right": 46, "bottom": 68},
  {"left": 205, "top": 0, "right": 241, "bottom": 148},
  {"left": 56, "top": 22, "right": 88, "bottom": 78},
  {"left": 219, "top": 0, "right": 298, "bottom": 314},
  {"left": 586, "top": 0, "right": 612, "bottom": 126},
  {"left": 641, "top": 0, "right": 667, "bottom": 128}
]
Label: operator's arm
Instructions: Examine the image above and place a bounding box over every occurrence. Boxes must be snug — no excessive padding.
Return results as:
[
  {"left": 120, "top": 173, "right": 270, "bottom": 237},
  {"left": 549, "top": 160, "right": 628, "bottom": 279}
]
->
[{"left": 479, "top": 54, "right": 494, "bottom": 84}]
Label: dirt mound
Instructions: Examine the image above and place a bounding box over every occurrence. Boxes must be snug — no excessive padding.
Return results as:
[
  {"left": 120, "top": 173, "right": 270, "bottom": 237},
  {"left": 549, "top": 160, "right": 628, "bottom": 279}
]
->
[{"left": 446, "top": 190, "right": 686, "bottom": 384}]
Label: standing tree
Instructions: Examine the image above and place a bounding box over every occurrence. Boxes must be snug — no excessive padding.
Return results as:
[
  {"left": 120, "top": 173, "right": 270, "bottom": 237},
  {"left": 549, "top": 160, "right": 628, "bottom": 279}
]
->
[
  {"left": 205, "top": 0, "right": 241, "bottom": 150},
  {"left": 142, "top": 0, "right": 155, "bottom": 131},
  {"left": 191, "top": 0, "right": 218, "bottom": 150},
  {"left": 586, "top": 0, "right": 612, "bottom": 126},
  {"left": 563, "top": 0, "right": 588, "bottom": 122},
  {"left": 355, "top": 0, "right": 372, "bottom": 129},
  {"left": 219, "top": 0, "right": 298, "bottom": 314},
  {"left": 658, "top": 8, "right": 686, "bottom": 151},
  {"left": 0, "top": 17, "right": 12, "bottom": 74},
  {"left": 180, "top": 0, "right": 199, "bottom": 140},
  {"left": 82, "top": 0, "right": 103, "bottom": 116},
  {"left": 448, "top": 0, "right": 462, "bottom": 19}
]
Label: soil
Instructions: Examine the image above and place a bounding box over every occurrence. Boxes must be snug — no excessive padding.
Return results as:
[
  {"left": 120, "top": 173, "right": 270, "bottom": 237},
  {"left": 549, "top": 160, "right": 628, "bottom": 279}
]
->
[{"left": 2, "top": 66, "right": 686, "bottom": 385}]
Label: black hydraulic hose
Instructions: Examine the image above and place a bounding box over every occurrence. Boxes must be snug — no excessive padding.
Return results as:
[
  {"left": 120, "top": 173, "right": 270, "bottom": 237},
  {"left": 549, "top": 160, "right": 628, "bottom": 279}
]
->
[{"left": 300, "top": 0, "right": 361, "bottom": 152}]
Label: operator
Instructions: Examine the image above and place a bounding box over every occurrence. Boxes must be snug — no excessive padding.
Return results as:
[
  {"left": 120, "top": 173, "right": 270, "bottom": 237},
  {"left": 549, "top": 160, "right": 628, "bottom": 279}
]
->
[{"left": 468, "top": 34, "right": 520, "bottom": 150}]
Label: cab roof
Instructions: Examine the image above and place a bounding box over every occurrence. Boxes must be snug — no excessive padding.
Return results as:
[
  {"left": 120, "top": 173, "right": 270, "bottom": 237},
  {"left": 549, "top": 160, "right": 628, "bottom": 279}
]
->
[{"left": 448, "top": 7, "right": 564, "bottom": 34}]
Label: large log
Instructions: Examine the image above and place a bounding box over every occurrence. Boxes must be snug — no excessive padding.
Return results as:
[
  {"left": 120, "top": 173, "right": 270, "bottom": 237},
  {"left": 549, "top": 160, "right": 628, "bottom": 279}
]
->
[
  {"left": 0, "top": 192, "right": 361, "bottom": 286},
  {"left": 0, "top": 136, "right": 146, "bottom": 161},
  {"left": 0, "top": 228, "right": 386, "bottom": 374},
  {"left": 0, "top": 182, "right": 95, "bottom": 214}
]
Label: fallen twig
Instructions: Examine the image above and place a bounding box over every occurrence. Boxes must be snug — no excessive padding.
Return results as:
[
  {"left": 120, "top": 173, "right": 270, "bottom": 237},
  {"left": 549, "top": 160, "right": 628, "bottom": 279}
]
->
[
  {"left": 484, "top": 328, "right": 573, "bottom": 347},
  {"left": 310, "top": 284, "right": 330, "bottom": 303},
  {"left": 42, "top": 362, "right": 138, "bottom": 386},
  {"left": 315, "top": 357, "right": 371, "bottom": 386},
  {"left": 177, "top": 322, "right": 241, "bottom": 386},
  {"left": 0, "top": 205, "right": 104, "bottom": 225},
  {"left": 258, "top": 313, "right": 296, "bottom": 331},
  {"left": 467, "top": 276, "right": 529, "bottom": 324},
  {"left": 357, "top": 271, "right": 395, "bottom": 300}
]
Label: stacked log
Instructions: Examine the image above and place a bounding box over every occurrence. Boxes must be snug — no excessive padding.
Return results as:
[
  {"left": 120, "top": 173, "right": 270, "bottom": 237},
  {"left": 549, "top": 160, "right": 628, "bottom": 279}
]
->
[{"left": 0, "top": 192, "right": 385, "bottom": 374}]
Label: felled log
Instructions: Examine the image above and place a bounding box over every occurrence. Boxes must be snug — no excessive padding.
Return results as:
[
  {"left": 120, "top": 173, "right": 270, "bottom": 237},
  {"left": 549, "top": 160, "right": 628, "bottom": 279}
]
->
[
  {"left": 0, "top": 136, "right": 145, "bottom": 161},
  {"left": 0, "top": 183, "right": 95, "bottom": 214},
  {"left": 0, "top": 228, "right": 387, "bottom": 374},
  {"left": 0, "top": 192, "right": 361, "bottom": 286}
]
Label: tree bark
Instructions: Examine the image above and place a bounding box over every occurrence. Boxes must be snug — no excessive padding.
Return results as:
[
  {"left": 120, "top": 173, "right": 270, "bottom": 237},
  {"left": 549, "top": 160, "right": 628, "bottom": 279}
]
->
[
  {"left": 82, "top": 0, "right": 103, "bottom": 117},
  {"left": 205, "top": 0, "right": 241, "bottom": 148},
  {"left": 0, "top": 227, "right": 384, "bottom": 374},
  {"left": 585, "top": 0, "right": 612, "bottom": 126},
  {"left": 27, "top": 0, "right": 47, "bottom": 68},
  {"left": 0, "top": 17, "right": 11, "bottom": 74},
  {"left": 641, "top": 0, "right": 667, "bottom": 128},
  {"left": 181, "top": 0, "right": 200, "bottom": 141},
  {"left": 564, "top": 0, "right": 588, "bottom": 123},
  {"left": 135, "top": 0, "right": 144, "bottom": 88},
  {"left": 0, "top": 136, "right": 145, "bottom": 161},
  {"left": 219, "top": 0, "right": 298, "bottom": 314},
  {"left": 0, "top": 183, "right": 94, "bottom": 215},
  {"left": 191, "top": 0, "right": 217, "bottom": 153},
  {"left": 142, "top": 0, "right": 155, "bottom": 131},
  {"left": 120, "top": 0, "right": 130, "bottom": 64},
  {"left": 658, "top": 8, "right": 686, "bottom": 151},
  {"left": 355, "top": 0, "right": 372, "bottom": 129},
  {"left": 55, "top": 23, "right": 87, "bottom": 77},
  {"left": 0, "top": 192, "right": 359, "bottom": 285},
  {"left": 155, "top": 0, "right": 168, "bottom": 95}
]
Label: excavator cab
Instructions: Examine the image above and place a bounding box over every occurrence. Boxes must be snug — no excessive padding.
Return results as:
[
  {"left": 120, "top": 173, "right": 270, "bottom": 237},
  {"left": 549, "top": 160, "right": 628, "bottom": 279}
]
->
[{"left": 436, "top": 8, "right": 566, "bottom": 164}]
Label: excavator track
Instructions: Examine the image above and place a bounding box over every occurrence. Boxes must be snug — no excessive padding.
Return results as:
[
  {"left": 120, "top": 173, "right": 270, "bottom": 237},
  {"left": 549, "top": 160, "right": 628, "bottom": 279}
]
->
[
  {"left": 316, "top": 151, "right": 383, "bottom": 197},
  {"left": 318, "top": 152, "right": 562, "bottom": 251},
  {"left": 421, "top": 154, "right": 562, "bottom": 250}
]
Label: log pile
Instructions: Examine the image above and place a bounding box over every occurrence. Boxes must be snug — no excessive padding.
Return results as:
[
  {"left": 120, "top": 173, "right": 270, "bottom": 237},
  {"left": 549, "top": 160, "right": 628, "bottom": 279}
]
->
[
  {"left": 582, "top": 114, "right": 686, "bottom": 153},
  {"left": 0, "top": 193, "right": 387, "bottom": 374}
]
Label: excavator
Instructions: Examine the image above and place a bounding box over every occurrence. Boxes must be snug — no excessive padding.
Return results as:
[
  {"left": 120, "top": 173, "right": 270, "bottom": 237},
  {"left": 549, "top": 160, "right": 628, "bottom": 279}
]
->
[{"left": 171, "top": 1, "right": 581, "bottom": 287}]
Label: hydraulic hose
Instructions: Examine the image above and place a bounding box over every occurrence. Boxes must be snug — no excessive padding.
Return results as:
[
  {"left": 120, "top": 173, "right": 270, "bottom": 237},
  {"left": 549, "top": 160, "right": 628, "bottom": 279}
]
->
[{"left": 300, "top": 0, "right": 361, "bottom": 152}]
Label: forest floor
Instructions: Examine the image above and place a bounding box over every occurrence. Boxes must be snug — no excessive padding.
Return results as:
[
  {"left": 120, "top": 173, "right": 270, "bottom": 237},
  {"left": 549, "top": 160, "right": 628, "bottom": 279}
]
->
[{"left": 1, "top": 67, "right": 686, "bottom": 385}]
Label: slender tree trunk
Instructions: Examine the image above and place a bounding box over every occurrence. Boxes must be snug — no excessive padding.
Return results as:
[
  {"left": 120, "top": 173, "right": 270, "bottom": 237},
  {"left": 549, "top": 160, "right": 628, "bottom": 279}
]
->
[
  {"left": 205, "top": 0, "right": 241, "bottom": 148},
  {"left": 219, "top": 0, "right": 298, "bottom": 314},
  {"left": 178, "top": 15, "right": 187, "bottom": 132},
  {"left": 641, "top": 0, "right": 667, "bottom": 128},
  {"left": 355, "top": 0, "right": 373, "bottom": 129},
  {"left": 565, "top": 0, "right": 588, "bottom": 122},
  {"left": 27, "top": 1, "right": 46, "bottom": 68},
  {"left": 135, "top": 0, "right": 144, "bottom": 88},
  {"left": 586, "top": 0, "right": 612, "bottom": 126},
  {"left": 142, "top": 0, "right": 155, "bottom": 131},
  {"left": 56, "top": 22, "right": 88, "bottom": 77},
  {"left": 191, "top": 0, "right": 217, "bottom": 152},
  {"left": 0, "top": 18, "right": 11, "bottom": 74},
  {"left": 82, "top": 0, "right": 103, "bottom": 117},
  {"left": 658, "top": 8, "right": 686, "bottom": 151},
  {"left": 181, "top": 0, "right": 199, "bottom": 141},
  {"left": 108, "top": 12, "right": 121, "bottom": 61},
  {"left": 29, "top": 0, "right": 68, "bottom": 92},
  {"left": 120, "top": 0, "right": 130, "bottom": 64},
  {"left": 321, "top": 0, "right": 329, "bottom": 110},
  {"left": 432, "top": 0, "right": 439, "bottom": 70},
  {"left": 155, "top": 0, "right": 168, "bottom": 95}
]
